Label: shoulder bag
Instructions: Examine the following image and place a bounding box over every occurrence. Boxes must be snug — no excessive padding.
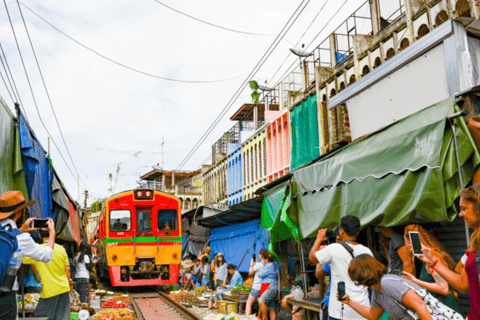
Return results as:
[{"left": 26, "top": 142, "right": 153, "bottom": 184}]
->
[{"left": 392, "top": 277, "right": 464, "bottom": 320}]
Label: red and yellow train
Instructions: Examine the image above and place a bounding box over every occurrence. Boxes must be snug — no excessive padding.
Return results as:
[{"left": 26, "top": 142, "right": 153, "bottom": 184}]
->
[{"left": 94, "top": 189, "right": 182, "bottom": 287}]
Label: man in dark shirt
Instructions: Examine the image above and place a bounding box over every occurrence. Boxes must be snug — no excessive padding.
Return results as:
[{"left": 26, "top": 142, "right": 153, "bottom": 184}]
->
[{"left": 379, "top": 227, "right": 414, "bottom": 274}]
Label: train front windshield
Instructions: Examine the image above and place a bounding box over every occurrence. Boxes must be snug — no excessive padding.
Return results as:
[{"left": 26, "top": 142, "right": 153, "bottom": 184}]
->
[{"left": 158, "top": 209, "right": 178, "bottom": 231}]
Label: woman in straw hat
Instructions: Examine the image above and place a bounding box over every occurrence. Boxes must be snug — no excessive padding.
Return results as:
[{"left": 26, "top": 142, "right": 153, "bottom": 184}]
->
[{"left": 0, "top": 191, "right": 55, "bottom": 320}]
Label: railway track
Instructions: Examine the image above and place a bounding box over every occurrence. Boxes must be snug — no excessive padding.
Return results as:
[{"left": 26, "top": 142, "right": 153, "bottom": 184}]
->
[{"left": 128, "top": 290, "right": 202, "bottom": 320}]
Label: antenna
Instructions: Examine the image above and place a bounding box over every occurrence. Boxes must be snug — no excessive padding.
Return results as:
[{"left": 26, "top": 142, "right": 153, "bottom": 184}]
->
[{"left": 290, "top": 44, "right": 312, "bottom": 70}]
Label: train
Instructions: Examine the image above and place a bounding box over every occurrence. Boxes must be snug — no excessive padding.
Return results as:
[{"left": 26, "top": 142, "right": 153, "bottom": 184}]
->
[{"left": 93, "top": 189, "right": 182, "bottom": 287}]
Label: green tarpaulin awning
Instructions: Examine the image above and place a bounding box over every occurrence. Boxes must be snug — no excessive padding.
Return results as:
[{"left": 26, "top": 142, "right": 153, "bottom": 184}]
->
[
  {"left": 0, "top": 97, "right": 28, "bottom": 197},
  {"left": 290, "top": 94, "right": 320, "bottom": 170},
  {"left": 287, "top": 96, "right": 480, "bottom": 238},
  {"left": 261, "top": 182, "right": 300, "bottom": 252}
]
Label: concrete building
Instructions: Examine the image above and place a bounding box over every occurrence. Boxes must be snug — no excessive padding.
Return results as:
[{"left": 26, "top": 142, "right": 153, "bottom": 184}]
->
[
  {"left": 138, "top": 169, "right": 203, "bottom": 214},
  {"left": 242, "top": 125, "right": 268, "bottom": 200}
]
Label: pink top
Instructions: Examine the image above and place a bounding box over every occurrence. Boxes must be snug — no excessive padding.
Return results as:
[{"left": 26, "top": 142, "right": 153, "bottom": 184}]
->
[{"left": 465, "top": 250, "right": 480, "bottom": 320}]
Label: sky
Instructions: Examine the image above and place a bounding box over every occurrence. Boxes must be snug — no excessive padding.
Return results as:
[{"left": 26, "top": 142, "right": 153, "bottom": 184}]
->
[{"left": 0, "top": 0, "right": 376, "bottom": 204}]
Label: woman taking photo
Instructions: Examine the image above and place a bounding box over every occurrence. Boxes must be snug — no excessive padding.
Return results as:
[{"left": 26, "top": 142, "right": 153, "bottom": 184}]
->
[
  {"left": 73, "top": 243, "right": 93, "bottom": 303},
  {"left": 343, "top": 254, "right": 453, "bottom": 320},
  {"left": 256, "top": 252, "right": 279, "bottom": 320},
  {"left": 401, "top": 224, "right": 462, "bottom": 314},
  {"left": 421, "top": 185, "right": 480, "bottom": 320}
]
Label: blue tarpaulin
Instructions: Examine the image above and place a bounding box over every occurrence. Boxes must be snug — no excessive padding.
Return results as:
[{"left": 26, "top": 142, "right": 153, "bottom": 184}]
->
[
  {"left": 18, "top": 111, "right": 53, "bottom": 219},
  {"left": 182, "top": 234, "right": 189, "bottom": 256},
  {"left": 208, "top": 220, "right": 269, "bottom": 273}
]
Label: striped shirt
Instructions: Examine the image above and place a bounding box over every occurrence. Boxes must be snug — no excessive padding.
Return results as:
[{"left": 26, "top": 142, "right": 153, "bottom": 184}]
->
[{"left": 371, "top": 275, "right": 423, "bottom": 320}]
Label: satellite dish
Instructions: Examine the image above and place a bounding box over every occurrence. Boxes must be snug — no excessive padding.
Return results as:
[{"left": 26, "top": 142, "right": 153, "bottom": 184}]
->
[
  {"left": 257, "top": 84, "right": 272, "bottom": 92},
  {"left": 152, "top": 165, "right": 163, "bottom": 170},
  {"left": 136, "top": 180, "right": 143, "bottom": 185},
  {"left": 289, "top": 48, "right": 312, "bottom": 58}
]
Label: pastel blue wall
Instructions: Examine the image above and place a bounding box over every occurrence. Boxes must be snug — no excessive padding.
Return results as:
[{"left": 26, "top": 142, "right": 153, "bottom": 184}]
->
[{"left": 227, "top": 143, "right": 243, "bottom": 206}]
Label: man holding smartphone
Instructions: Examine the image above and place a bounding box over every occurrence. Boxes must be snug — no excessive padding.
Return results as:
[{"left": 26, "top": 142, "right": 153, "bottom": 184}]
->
[
  {"left": 0, "top": 191, "right": 55, "bottom": 320},
  {"left": 309, "top": 215, "right": 372, "bottom": 320}
]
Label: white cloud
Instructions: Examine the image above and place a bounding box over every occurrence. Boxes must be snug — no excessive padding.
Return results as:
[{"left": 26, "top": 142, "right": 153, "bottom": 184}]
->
[{"left": 0, "top": 0, "right": 365, "bottom": 202}]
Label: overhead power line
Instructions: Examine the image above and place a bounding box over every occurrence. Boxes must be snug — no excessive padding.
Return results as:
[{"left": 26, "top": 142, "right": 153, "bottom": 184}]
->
[
  {"left": 151, "top": 0, "right": 276, "bottom": 36},
  {"left": 16, "top": 0, "right": 86, "bottom": 189},
  {"left": 269, "top": 0, "right": 350, "bottom": 89},
  {"left": 0, "top": 42, "right": 28, "bottom": 118},
  {"left": 2, "top": 0, "right": 85, "bottom": 188},
  {"left": 17, "top": 2, "right": 248, "bottom": 84},
  {"left": 176, "top": 0, "right": 311, "bottom": 171}
]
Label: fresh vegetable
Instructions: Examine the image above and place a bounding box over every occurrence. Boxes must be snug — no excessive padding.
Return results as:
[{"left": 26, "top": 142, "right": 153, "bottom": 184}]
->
[{"left": 101, "top": 299, "right": 129, "bottom": 309}]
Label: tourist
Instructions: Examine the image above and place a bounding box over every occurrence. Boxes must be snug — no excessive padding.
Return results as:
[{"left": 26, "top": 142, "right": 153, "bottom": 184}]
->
[
  {"left": 401, "top": 224, "right": 462, "bottom": 314},
  {"left": 23, "top": 264, "right": 42, "bottom": 293},
  {"left": 343, "top": 254, "right": 453, "bottom": 320},
  {"left": 309, "top": 215, "right": 373, "bottom": 320},
  {"left": 199, "top": 255, "right": 211, "bottom": 287},
  {"left": 257, "top": 252, "right": 279, "bottom": 320},
  {"left": 421, "top": 185, "right": 480, "bottom": 320},
  {"left": 23, "top": 229, "right": 71, "bottom": 320},
  {"left": 246, "top": 248, "right": 267, "bottom": 316},
  {"left": 73, "top": 243, "right": 94, "bottom": 303},
  {"left": 215, "top": 253, "right": 227, "bottom": 288},
  {"left": 0, "top": 191, "right": 55, "bottom": 320},
  {"left": 378, "top": 227, "right": 414, "bottom": 274}
]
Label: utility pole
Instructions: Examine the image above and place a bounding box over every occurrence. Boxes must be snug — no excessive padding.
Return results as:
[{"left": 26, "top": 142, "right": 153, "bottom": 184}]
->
[{"left": 83, "top": 190, "right": 89, "bottom": 227}]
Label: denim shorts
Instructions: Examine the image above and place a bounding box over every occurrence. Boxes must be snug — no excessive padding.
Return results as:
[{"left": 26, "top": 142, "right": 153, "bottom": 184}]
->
[
  {"left": 249, "top": 289, "right": 261, "bottom": 298},
  {"left": 259, "top": 288, "right": 278, "bottom": 307}
]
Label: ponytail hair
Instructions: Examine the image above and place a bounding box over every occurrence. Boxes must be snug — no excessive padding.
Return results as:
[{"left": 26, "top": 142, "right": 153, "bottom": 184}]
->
[{"left": 261, "top": 251, "right": 275, "bottom": 262}]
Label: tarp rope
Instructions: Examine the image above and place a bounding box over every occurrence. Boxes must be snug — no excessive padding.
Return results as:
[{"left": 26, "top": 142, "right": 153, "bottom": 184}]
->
[{"left": 236, "top": 228, "right": 261, "bottom": 271}]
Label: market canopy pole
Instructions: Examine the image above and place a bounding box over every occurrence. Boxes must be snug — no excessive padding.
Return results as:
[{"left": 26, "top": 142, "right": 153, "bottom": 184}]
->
[{"left": 448, "top": 109, "right": 470, "bottom": 245}]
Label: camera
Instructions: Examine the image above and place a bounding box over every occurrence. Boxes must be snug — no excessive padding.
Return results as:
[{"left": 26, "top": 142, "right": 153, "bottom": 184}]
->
[
  {"left": 321, "top": 229, "right": 338, "bottom": 245},
  {"left": 325, "top": 230, "right": 336, "bottom": 239}
]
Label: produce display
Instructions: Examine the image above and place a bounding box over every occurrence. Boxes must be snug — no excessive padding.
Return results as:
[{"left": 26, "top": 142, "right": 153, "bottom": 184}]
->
[
  {"left": 102, "top": 299, "right": 130, "bottom": 309},
  {"left": 230, "top": 285, "right": 251, "bottom": 293},
  {"left": 16, "top": 293, "right": 40, "bottom": 309},
  {"left": 193, "top": 286, "right": 208, "bottom": 296},
  {"left": 169, "top": 291, "right": 200, "bottom": 304},
  {"left": 112, "top": 295, "right": 131, "bottom": 304},
  {"left": 94, "top": 308, "right": 135, "bottom": 320}
]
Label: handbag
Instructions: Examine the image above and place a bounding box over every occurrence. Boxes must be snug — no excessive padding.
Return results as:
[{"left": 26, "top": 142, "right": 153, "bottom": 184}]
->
[{"left": 393, "top": 278, "right": 464, "bottom": 320}]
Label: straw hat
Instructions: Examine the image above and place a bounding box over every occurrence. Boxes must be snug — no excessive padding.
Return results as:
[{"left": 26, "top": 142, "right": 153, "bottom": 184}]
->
[
  {"left": 205, "top": 246, "right": 211, "bottom": 253},
  {"left": 0, "top": 191, "right": 35, "bottom": 220},
  {"left": 217, "top": 253, "right": 224, "bottom": 257}
]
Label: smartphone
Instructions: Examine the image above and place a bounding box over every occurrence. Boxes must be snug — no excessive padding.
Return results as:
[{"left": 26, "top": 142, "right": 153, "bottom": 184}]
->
[
  {"left": 32, "top": 219, "right": 48, "bottom": 229},
  {"left": 338, "top": 281, "right": 346, "bottom": 301},
  {"left": 252, "top": 254, "right": 256, "bottom": 262},
  {"left": 409, "top": 231, "right": 423, "bottom": 256}
]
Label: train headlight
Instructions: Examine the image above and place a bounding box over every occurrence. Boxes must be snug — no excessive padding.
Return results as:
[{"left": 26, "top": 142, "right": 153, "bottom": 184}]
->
[
  {"left": 112, "top": 254, "right": 118, "bottom": 262},
  {"left": 136, "top": 191, "right": 143, "bottom": 198},
  {"left": 146, "top": 191, "right": 152, "bottom": 197}
]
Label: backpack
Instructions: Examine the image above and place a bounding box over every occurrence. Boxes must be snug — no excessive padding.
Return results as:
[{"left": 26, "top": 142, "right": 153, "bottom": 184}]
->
[{"left": 0, "top": 227, "right": 22, "bottom": 283}]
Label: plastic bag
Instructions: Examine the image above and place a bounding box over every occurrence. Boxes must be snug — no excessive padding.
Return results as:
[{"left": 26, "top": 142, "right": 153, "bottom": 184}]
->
[{"left": 292, "top": 285, "right": 304, "bottom": 301}]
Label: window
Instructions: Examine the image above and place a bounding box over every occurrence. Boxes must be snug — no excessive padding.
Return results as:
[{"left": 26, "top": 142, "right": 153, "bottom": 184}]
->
[
  {"left": 158, "top": 209, "right": 178, "bottom": 231},
  {"left": 137, "top": 210, "right": 151, "bottom": 232},
  {"left": 110, "top": 210, "right": 131, "bottom": 231}
]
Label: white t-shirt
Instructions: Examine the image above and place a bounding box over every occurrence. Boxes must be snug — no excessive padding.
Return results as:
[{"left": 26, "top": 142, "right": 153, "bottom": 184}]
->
[
  {"left": 315, "top": 242, "right": 373, "bottom": 320},
  {"left": 74, "top": 254, "right": 91, "bottom": 279},
  {"left": 252, "top": 262, "right": 264, "bottom": 290}
]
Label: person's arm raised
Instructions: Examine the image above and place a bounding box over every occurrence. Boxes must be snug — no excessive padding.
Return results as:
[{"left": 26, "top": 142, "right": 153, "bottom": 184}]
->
[
  {"left": 309, "top": 229, "right": 327, "bottom": 264},
  {"left": 421, "top": 247, "right": 469, "bottom": 294}
]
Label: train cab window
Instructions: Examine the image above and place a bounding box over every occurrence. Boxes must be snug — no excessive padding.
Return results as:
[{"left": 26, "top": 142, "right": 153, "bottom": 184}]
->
[
  {"left": 157, "top": 209, "right": 178, "bottom": 231},
  {"left": 137, "top": 210, "right": 152, "bottom": 232},
  {"left": 110, "top": 210, "right": 131, "bottom": 232}
]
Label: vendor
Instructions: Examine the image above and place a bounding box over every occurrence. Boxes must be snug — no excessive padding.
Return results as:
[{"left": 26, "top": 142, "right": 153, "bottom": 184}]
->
[
  {"left": 212, "top": 264, "right": 244, "bottom": 309},
  {"left": 289, "top": 261, "right": 309, "bottom": 287},
  {"left": 69, "top": 282, "right": 81, "bottom": 312}
]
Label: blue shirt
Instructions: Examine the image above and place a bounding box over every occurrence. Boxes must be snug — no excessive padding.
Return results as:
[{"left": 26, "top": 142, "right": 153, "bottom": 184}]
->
[
  {"left": 322, "top": 264, "right": 331, "bottom": 306},
  {"left": 257, "top": 262, "right": 279, "bottom": 290},
  {"left": 226, "top": 271, "right": 244, "bottom": 289},
  {"left": 192, "top": 265, "right": 200, "bottom": 283}
]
